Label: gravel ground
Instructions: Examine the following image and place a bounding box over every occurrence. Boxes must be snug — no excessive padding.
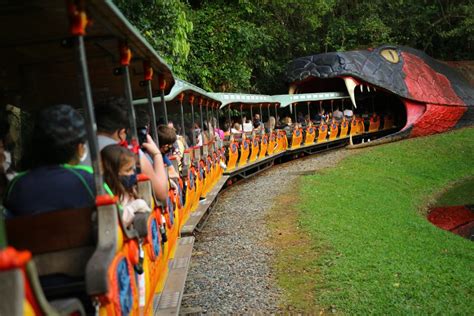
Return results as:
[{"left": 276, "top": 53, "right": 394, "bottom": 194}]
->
[{"left": 181, "top": 149, "right": 353, "bottom": 314}]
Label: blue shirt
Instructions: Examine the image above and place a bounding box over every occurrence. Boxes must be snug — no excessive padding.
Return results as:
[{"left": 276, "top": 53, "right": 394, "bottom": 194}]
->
[
  {"left": 163, "top": 154, "right": 172, "bottom": 167},
  {"left": 4, "top": 164, "right": 95, "bottom": 217}
]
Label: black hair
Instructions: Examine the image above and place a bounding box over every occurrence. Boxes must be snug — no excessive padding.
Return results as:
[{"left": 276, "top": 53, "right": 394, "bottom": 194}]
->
[
  {"left": 95, "top": 102, "right": 129, "bottom": 134},
  {"left": 135, "top": 105, "right": 150, "bottom": 128},
  {"left": 24, "top": 105, "right": 86, "bottom": 169}
]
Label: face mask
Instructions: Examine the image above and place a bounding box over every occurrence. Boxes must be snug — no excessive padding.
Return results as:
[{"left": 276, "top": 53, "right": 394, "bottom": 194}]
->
[
  {"left": 79, "top": 144, "right": 88, "bottom": 162},
  {"left": 120, "top": 173, "right": 137, "bottom": 190}
]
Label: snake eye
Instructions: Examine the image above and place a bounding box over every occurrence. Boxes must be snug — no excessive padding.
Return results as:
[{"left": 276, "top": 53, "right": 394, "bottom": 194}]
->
[{"left": 380, "top": 49, "right": 400, "bottom": 63}]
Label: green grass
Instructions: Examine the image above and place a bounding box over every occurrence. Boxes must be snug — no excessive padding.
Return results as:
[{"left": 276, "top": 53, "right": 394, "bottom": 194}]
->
[
  {"left": 297, "top": 128, "right": 474, "bottom": 314},
  {"left": 434, "top": 177, "right": 474, "bottom": 206}
]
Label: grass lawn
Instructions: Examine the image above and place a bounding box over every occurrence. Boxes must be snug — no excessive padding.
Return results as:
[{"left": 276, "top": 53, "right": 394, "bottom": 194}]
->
[
  {"left": 434, "top": 177, "right": 474, "bottom": 206},
  {"left": 293, "top": 128, "right": 474, "bottom": 314}
]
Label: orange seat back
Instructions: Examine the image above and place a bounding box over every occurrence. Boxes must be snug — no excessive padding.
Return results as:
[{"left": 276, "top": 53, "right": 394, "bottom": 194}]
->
[
  {"left": 305, "top": 126, "right": 316, "bottom": 145},
  {"left": 259, "top": 134, "right": 268, "bottom": 159},
  {"left": 350, "top": 118, "right": 358, "bottom": 135},
  {"left": 329, "top": 121, "right": 339, "bottom": 140},
  {"left": 340, "top": 120, "right": 349, "bottom": 138},
  {"left": 368, "top": 115, "right": 380, "bottom": 132},
  {"left": 317, "top": 124, "right": 328, "bottom": 142},
  {"left": 291, "top": 128, "right": 303, "bottom": 148},
  {"left": 249, "top": 137, "right": 260, "bottom": 162}
]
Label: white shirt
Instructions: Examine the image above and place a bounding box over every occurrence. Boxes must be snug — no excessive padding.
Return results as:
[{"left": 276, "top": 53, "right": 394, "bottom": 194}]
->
[
  {"left": 343, "top": 109, "right": 353, "bottom": 117},
  {"left": 242, "top": 122, "right": 253, "bottom": 132}
]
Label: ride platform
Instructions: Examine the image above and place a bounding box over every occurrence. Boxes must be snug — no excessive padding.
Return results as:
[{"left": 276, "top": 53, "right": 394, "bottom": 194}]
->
[
  {"left": 154, "top": 236, "right": 195, "bottom": 316},
  {"left": 223, "top": 152, "right": 283, "bottom": 179},
  {"left": 181, "top": 175, "right": 229, "bottom": 236}
]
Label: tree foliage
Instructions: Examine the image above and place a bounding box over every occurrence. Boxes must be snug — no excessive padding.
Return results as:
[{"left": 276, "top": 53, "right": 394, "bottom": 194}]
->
[
  {"left": 114, "top": 0, "right": 193, "bottom": 78},
  {"left": 114, "top": 0, "right": 474, "bottom": 94}
]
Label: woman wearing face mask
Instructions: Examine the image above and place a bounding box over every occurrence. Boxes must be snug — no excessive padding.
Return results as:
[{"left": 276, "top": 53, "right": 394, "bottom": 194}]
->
[
  {"left": 101, "top": 144, "right": 150, "bottom": 228},
  {"left": 4, "top": 104, "right": 94, "bottom": 217}
]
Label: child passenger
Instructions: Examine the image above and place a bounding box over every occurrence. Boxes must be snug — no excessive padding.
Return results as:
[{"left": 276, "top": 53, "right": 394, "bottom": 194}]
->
[{"left": 101, "top": 144, "right": 150, "bottom": 227}]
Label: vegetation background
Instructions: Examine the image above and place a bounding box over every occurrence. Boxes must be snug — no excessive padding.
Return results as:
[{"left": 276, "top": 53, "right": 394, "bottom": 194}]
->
[{"left": 114, "top": 0, "right": 473, "bottom": 94}]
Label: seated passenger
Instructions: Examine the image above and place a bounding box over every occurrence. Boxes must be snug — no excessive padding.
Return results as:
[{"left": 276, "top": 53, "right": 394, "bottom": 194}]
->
[
  {"left": 297, "top": 112, "right": 305, "bottom": 123},
  {"left": 231, "top": 123, "right": 242, "bottom": 134},
  {"left": 211, "top": 117, "right": 225, "bottom": 141},
  {"left": 333, "top": 107, "right": 343, "bottom": 120},
  {"left": 264, "top": 116, "right": 276, "bottom": 133},
  {"left": 242, "top": 118, "right": 253, "bottom": 132},
  {"left": 279, "top": 116, "right": 293, "bottom": 132},
  {"left": 167, "top": 121, "right": 187, "bottom": 167},
  {"left": 158, "top": 125, "right": 180, "bottom": 179},
  {"left": 4, "top": 105, "right": 94, "bottom": 217},
  {"left": 344, "top": 108, "right": 354, "bottom": 119},
  {"left": 101, "top": 145, "right": 150, "bottom": 227},
  {"left": 253, "top": 114, "right": 263, "bottom": 129},
  {"left": 95, "top": 102, "right": 168, "bottom": 203}
]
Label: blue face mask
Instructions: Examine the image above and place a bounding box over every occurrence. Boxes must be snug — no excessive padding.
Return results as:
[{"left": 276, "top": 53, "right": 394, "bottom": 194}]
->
[{"left": 120, "top": 173, "right": 137, "bottom": 190}]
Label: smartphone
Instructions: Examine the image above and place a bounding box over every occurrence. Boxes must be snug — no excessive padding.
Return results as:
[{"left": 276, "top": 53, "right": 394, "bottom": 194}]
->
[{"left": 138, "top": 126, "right": 148, "bottom": 147}]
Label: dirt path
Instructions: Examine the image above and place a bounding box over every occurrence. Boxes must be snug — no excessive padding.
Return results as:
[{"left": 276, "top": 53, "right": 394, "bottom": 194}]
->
[{"left": 181, "top": 149, "right": 354, "bottom": 314}]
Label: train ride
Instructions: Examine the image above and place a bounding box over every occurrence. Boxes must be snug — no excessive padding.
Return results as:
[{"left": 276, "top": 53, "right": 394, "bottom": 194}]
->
[{"left": 1, "top": 1, "right": 471, "bottom": 316}]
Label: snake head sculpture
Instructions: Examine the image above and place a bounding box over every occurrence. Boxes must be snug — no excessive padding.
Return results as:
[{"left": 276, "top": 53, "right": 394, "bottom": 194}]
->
[{"left": 286, "top": 45, "right": 473, "bottom": 141}]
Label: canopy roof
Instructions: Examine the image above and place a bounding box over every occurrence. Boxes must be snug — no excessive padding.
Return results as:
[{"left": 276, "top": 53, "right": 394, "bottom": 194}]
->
[
  {"left": 133, "top": 78, "right": 221, "bottom": 105},
  {"left": 208, "top": 93, "right": 276, "bottom": 109},
  {"left": 273, "top": 92, "right": 349, "bottom": 108},
  {"left": 135, "top": 86, "right": 350, "bottom": 112},
  {"left": 209, "top": 92, "right": 349, "bottom": 109},
  {"left": 0, "top": 0, "right": 174, "bottom": 110}
]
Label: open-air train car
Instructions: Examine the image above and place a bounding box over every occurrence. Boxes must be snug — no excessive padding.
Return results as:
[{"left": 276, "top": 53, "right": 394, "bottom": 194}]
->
[
  {"left": 0, "top": 1, "right": 185, "bottom": 315},
  {"left": 209, "top": 93, "right": 282, "bottom": 179},
  {"left": 1, "top": 2, "right": 464, "bottom": 316},
  {"left": 134, "top": 79, "right": 229, "bottom": 236},
  {"left": 206, "top": 90, "right": 398, "bottom": 180}
]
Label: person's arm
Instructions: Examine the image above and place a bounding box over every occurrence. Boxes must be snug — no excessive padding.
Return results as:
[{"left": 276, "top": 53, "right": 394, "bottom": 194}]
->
[{"left": 141, "top": 135, "right": 168, "bottom": 203}]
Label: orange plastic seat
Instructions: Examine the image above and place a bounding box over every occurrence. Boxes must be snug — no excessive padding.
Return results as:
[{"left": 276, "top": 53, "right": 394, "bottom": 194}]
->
[
  {"left": 258, "top": 134, "right": 268, "bottom": 159},
  {"left": 226, "top": 141, "right": 239, "bottom": 171},
  {"left": 291, "top": 128, "right": 303, "bottom": 149},
  {"left": 304, "top": 126, "right": 316, "bottom": 145},
  {"left": 339, "top": 119, "right": 349, "bottom": 138},
  {"left": 384, "top": 115, "right": 394, "bottom": 130},
  {"left": 349, "top": 118, "right": 358, "bottom": 136},
  {"left": 267, "top": 132, "right": 276, "bottom": 155},
  {"left": 368, "top": 114, "right": 381, "bottom": 132},
  {"left": 329, "top": 121, "right": 339, "bottom": 140},
  {"left": 357, "top": 118, "right": 366, "bottom": 134},
  {"left": 238, "top": 139, "right": 250, "bottom": 167},
  {"left": 317, "top": 124, "right": 328, "bottom": 142},
  {"left": 249, "top": 137, "right": 260, "bottom": 162}
]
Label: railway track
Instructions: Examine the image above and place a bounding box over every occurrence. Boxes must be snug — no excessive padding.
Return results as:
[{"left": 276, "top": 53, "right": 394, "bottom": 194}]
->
[{"left": 180, "top": 148, "right": 353, "bottom": 314}]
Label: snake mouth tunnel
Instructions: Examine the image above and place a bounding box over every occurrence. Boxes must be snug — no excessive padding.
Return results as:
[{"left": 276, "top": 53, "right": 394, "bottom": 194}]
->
[
  {"left": 294, "top": 76, "right": 407, "bottom": 137},
  {"left": 286, "top": 45, "right": 474, "bottom": 143}
]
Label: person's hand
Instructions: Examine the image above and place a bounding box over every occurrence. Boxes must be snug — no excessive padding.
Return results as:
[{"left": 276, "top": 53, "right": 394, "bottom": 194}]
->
[{"left": 141, "top": 135, "right": 160, "bottom": 157}]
